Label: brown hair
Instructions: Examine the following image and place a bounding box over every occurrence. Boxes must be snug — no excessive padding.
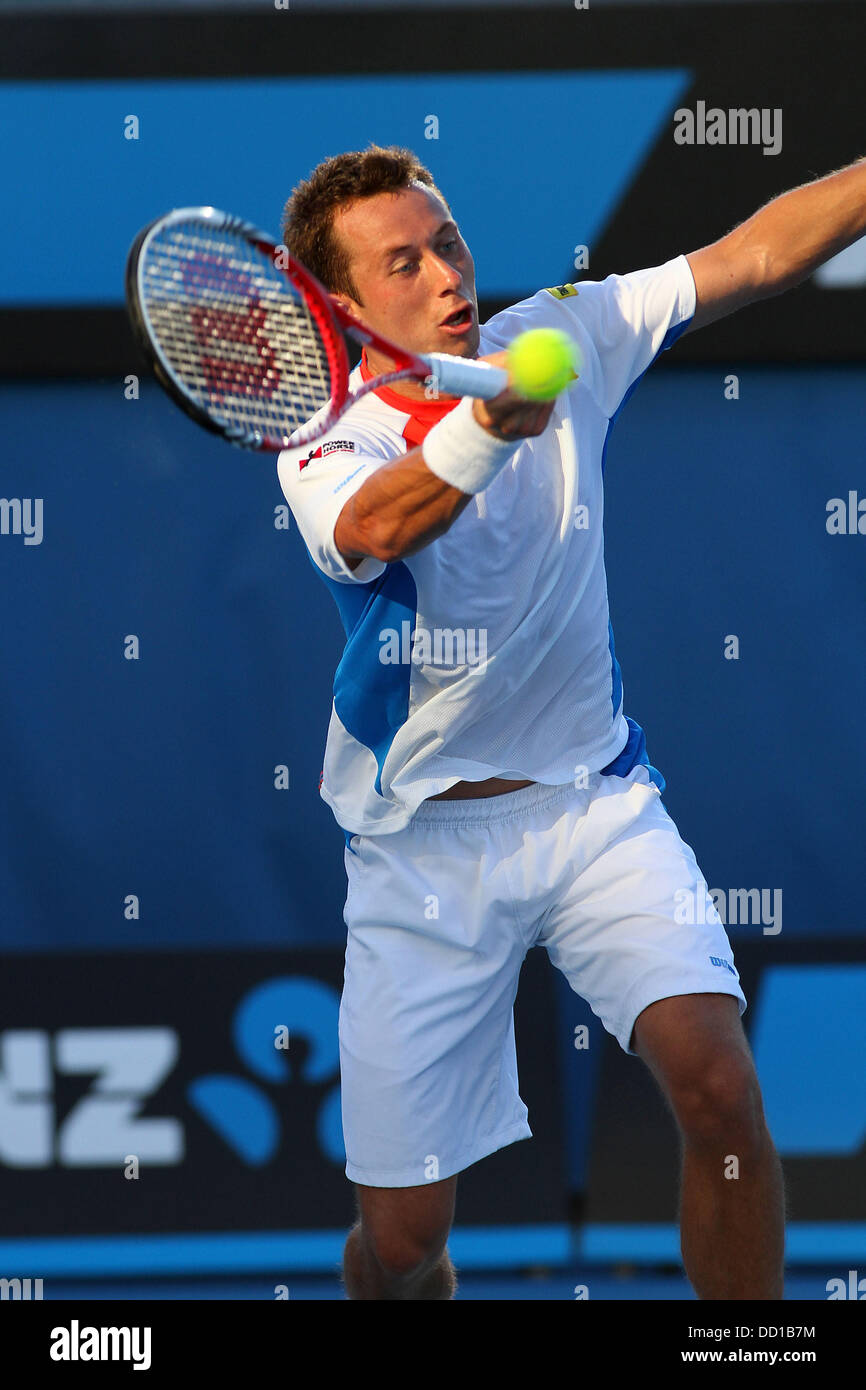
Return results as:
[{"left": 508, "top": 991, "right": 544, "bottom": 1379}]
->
[{"left": 281, "top": 143, "right": 448, "bottom": 305}]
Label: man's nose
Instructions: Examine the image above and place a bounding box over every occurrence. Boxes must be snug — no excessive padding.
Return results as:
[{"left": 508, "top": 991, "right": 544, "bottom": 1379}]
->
[{"left": 430, "top": 253, "right": 462, "bottom": 289}]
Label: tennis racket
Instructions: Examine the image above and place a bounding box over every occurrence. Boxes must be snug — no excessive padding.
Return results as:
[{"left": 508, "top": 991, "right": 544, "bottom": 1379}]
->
[{"left": 125, "top": 205, "right": 509, "bottom": 452}]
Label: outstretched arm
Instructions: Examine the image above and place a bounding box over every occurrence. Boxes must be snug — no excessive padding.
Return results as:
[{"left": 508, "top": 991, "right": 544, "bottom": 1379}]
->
[{"left": 684, "top": 155, "right": 866, "bottom": 332}]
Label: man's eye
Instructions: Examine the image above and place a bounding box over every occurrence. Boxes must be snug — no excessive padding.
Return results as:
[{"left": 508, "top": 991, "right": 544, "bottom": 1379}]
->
[{"left": 394, "top": 241, "right": 457, "bottom": 274}]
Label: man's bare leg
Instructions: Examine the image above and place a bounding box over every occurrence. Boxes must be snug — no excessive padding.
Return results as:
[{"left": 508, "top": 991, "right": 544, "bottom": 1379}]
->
[
  {"left": 341, "top": 1176, "right": 458, "bottom": 1300},
  {"left": 632, "top": 994, "right": 785, "bottom": 1300},
  {"left": 678, "top": 1111, "right": 786, "bottom": 1299}
]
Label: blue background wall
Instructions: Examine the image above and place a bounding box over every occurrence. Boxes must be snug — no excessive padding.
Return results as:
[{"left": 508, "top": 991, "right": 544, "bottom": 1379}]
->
[
  {"left": 2, "top": 365, "right": 863, "bottom": 952},
  {"left": 0, "top": 71, "right": 688, "bottom": 306}
]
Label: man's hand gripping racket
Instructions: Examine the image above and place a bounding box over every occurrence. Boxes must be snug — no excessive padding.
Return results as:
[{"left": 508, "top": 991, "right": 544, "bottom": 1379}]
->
[{"left": 124, "top": 205, "right": 527, "bottom": 452}]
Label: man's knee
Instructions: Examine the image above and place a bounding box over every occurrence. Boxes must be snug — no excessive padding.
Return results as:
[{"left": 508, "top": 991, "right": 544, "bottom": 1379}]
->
[
  {"left": 358, "top": 1219, "right": 451, "bottom": 1283},
  {"left": 670, "top": 1054, "right": 766, "bottom": 1149},
  {"left": 352, "top": 1177, "right": 456, "bottom": 1284}
]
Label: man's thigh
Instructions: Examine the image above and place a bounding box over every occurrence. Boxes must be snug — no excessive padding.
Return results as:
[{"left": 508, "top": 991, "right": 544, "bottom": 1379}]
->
[{"left": 630, "top": 992, "right": 757, "bottom": 1100}]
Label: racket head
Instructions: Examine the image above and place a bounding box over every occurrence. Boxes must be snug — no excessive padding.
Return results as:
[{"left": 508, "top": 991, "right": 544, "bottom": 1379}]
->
[{"left": 125, "top": 206, "right": 350, "bottom": 451}]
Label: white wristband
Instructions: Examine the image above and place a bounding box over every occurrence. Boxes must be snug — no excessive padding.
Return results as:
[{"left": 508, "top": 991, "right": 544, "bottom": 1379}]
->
[{"left": 421, "top": 395, "right": 521, "bottom": 495}]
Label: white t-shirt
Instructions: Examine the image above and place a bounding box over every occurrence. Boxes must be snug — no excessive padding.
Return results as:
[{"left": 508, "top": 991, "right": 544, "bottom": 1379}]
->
[{"left": 277, "top": 254, "right": 697, "bottom": 836}]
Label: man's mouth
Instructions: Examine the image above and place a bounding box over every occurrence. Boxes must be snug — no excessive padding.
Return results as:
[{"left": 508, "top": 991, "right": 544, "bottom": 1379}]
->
[{"left": 440, "top": 303, "right": 474, "bottom": 331}]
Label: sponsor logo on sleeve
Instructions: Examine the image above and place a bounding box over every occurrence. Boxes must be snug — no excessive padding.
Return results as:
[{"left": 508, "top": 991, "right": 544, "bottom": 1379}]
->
[
  {"left": 332, "top": 464, "right": 365, "bottom": 494},
  {"left": 299, "top": 439, "right": 358, "bottom": 471},
  {"left": 544, "top": 284, "right": 579, "bottom": 300}
]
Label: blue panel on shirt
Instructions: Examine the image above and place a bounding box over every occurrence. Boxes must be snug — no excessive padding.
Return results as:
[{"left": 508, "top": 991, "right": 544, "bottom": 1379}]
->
[
  {"left": 601, "top": 714, "right": 665, "bottom": 793},
  {"left": 607, "top": 620, "right": 623, "bottom": 720},
  {"left": 308, "top": 553, "right": 418, "bottom": 798}
]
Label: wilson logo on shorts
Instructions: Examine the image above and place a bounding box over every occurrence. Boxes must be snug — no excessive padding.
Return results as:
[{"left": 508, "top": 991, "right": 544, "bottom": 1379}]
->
[
  {"left": 300, "top": 439, "right": 358, "bottom": 470},
  {"left": 544, "top": 283, "right": 579, "bottom": 300},
  {"left": 709, "top": 955, "right": 737, "bottom": 975}
]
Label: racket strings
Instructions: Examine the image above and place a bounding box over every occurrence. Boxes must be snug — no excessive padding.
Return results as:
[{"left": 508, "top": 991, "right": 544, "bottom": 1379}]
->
[{"left": 141, "top": 225, "right": 335, "bottom": 444}]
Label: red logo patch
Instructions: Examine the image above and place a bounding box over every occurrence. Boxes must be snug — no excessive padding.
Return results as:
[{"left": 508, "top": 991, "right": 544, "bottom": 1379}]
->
[{"left": 299, "top": 439, "right": 358, "bottom": 471}]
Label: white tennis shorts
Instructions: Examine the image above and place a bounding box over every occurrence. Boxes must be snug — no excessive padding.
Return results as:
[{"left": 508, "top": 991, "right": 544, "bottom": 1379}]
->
[{"left": 339, "top": 765, "right": 747, "bottom": 1188}]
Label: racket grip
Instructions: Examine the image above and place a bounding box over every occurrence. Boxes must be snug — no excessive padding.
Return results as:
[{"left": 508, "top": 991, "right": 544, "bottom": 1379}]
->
[{"left": 422, "top": 352, "right": 509, "bottom": 401}]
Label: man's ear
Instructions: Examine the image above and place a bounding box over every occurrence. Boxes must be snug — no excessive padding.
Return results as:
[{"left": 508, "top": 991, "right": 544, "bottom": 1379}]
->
[{"left": 331, "top": 295, "right": 362, "bottom": 321}]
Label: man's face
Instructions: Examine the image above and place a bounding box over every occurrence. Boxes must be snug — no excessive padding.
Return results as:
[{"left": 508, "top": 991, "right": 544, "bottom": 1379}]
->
[{"left": 331, "top": 183, "right": 479, "bottom": 393}]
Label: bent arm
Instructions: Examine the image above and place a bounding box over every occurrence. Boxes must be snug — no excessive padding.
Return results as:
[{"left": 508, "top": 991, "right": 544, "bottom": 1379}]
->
[
  {"left": 334, "top": 352, "right": 555, "bottom": 569},
  {"left": 334, "top": 445, "right": 473, "bottom": 569},
  {"left": 685, "top": 155, "right": 866, "bottom": 332}
]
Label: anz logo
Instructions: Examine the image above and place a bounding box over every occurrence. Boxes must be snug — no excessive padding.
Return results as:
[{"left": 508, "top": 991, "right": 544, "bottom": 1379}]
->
[
  {"left": 188, "top": 976, "right": 344, "bottom": 1166},
  {"left": 0, "top": 976, "right": 343, "bottom": 1170},
  {"left": 0, "top": 1027, "right": 181, "bottom": 1167}
]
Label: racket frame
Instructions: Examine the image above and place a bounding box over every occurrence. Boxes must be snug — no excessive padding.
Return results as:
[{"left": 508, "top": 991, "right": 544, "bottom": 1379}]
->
[{"left": 126, "top": 205, "right": 507, "bottom": 453}]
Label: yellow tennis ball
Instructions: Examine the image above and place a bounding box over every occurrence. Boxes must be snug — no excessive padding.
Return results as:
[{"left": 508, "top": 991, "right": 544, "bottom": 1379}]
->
[{"left": 507, "top": 327, "right": 581, "bottom": 401}]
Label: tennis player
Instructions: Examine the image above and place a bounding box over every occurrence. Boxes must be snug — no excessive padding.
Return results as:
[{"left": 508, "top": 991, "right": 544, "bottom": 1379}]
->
[{"left": 277, "top": 144, "right": 866, "bottom": 1300}]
